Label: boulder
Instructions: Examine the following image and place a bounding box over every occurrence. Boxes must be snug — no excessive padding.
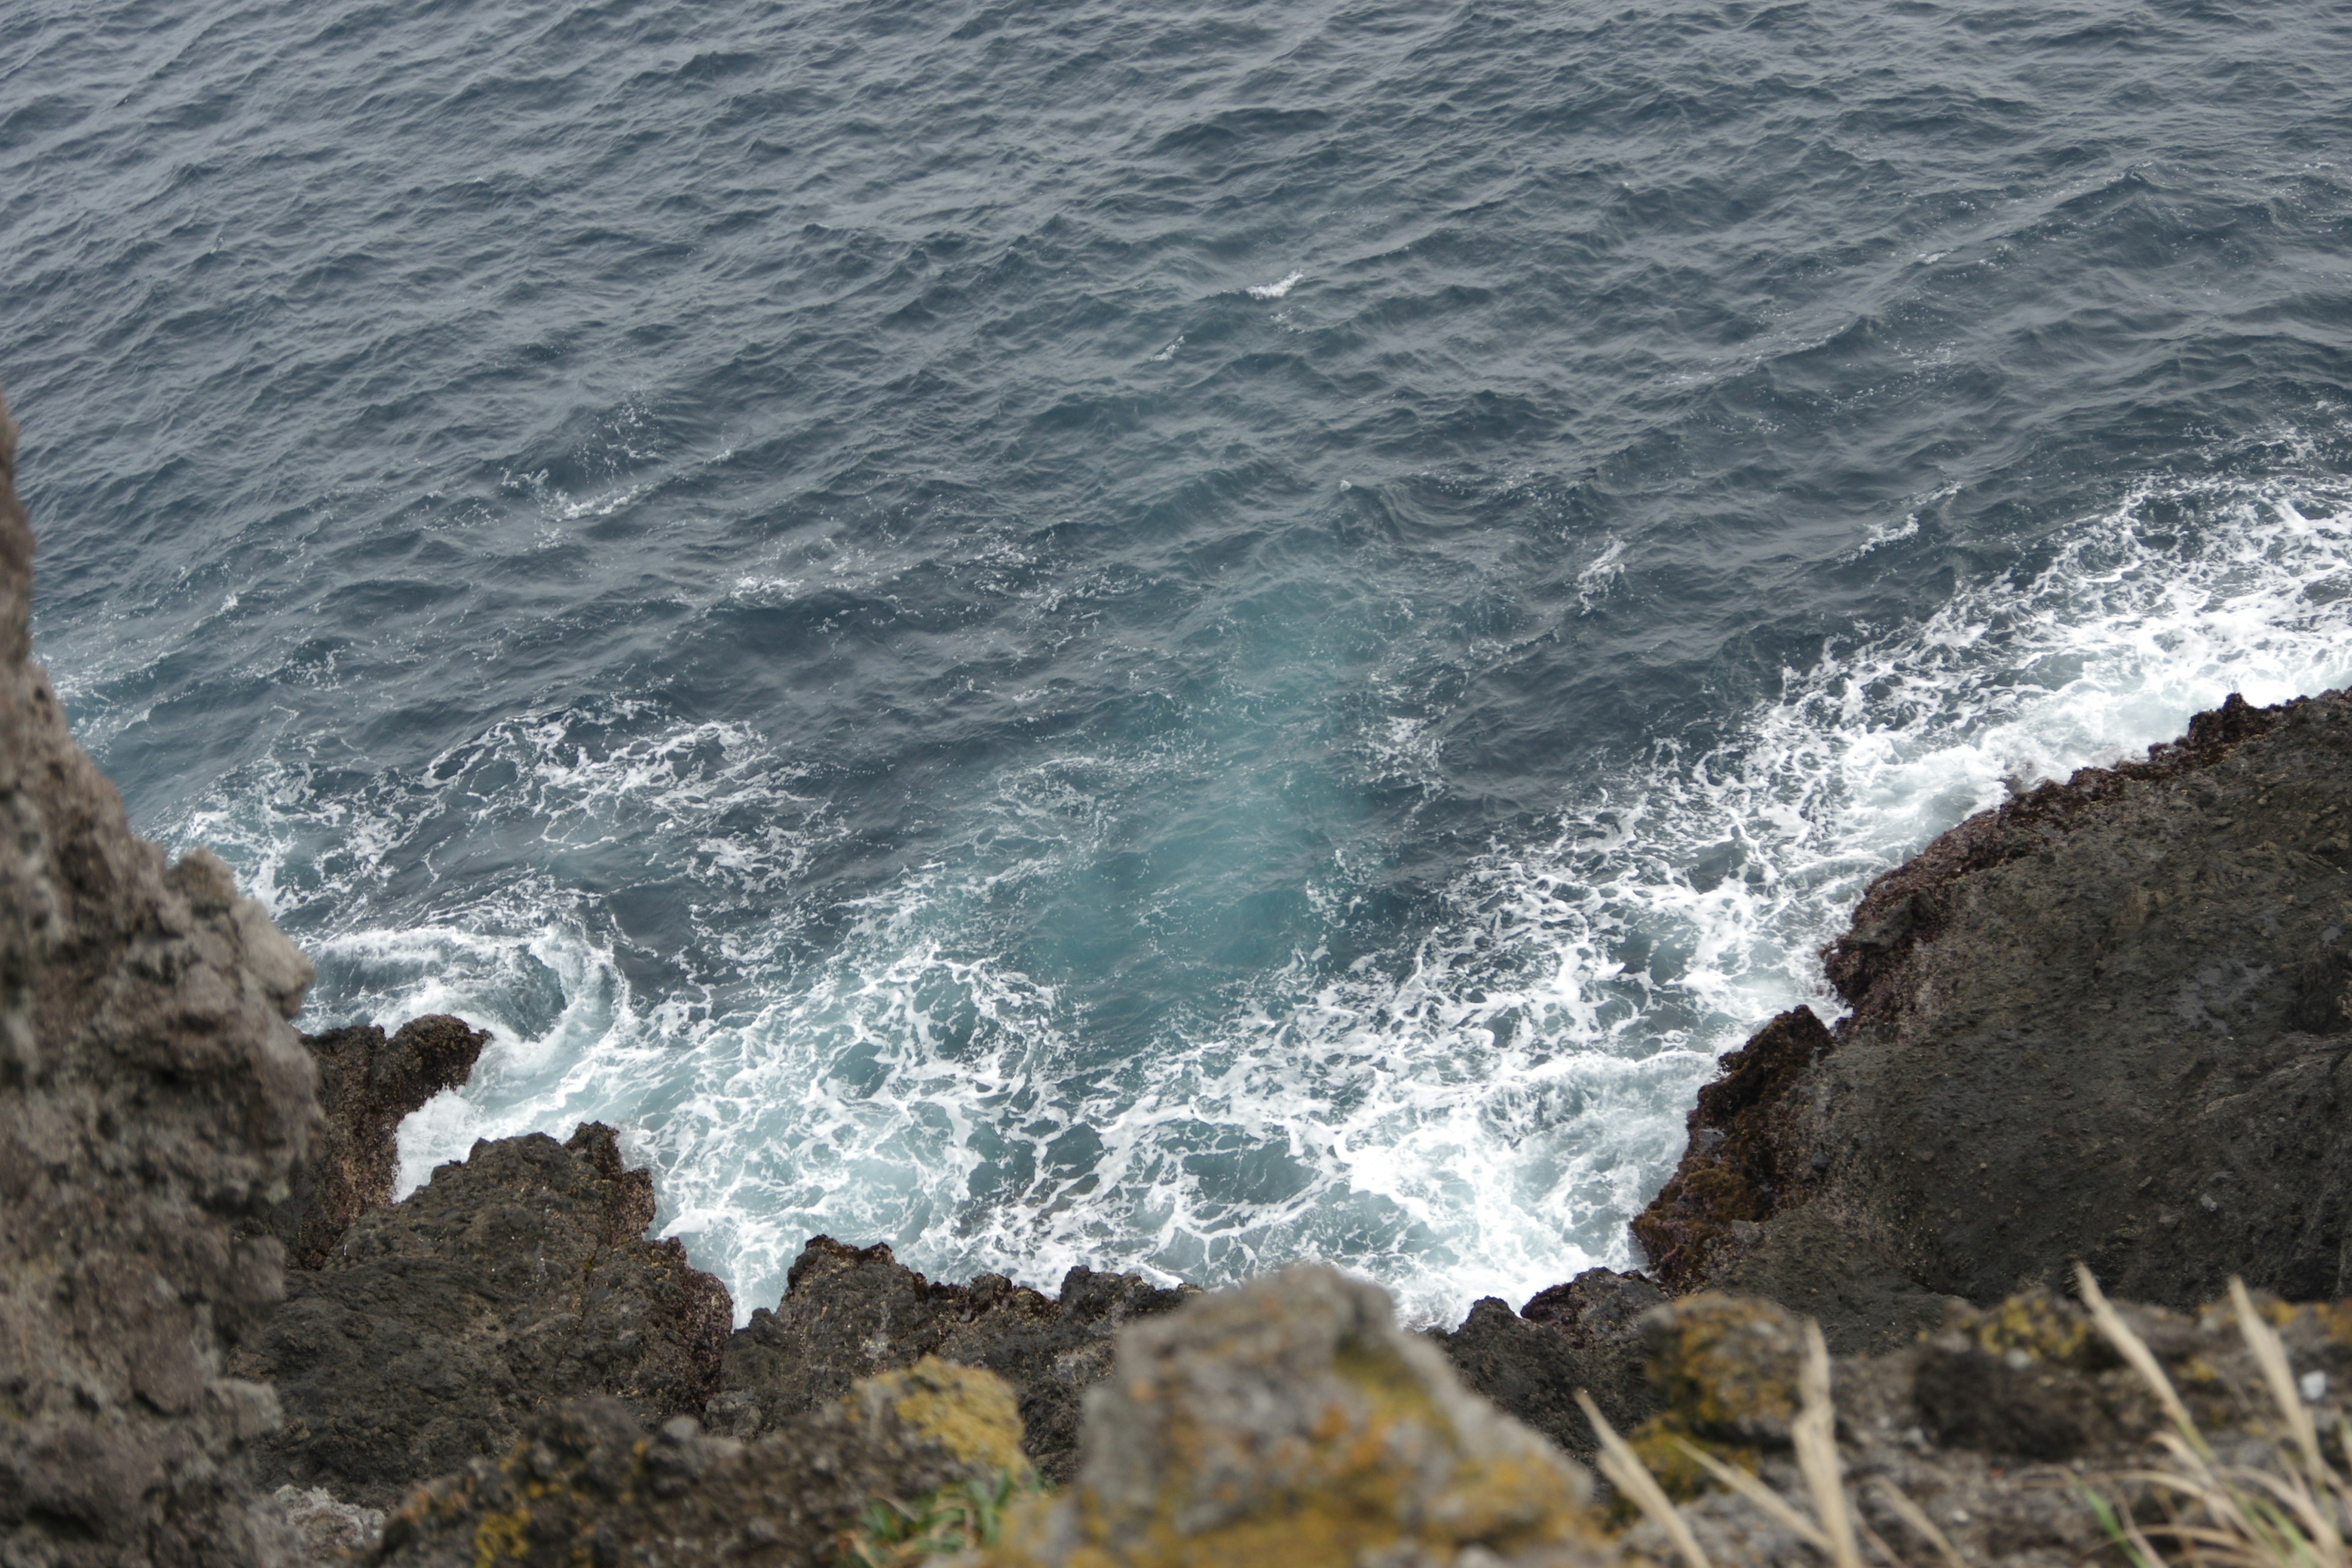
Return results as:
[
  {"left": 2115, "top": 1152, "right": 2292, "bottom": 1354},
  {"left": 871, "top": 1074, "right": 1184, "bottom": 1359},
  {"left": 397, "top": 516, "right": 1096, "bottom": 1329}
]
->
[
  {"left": 984, "top": 1264, "right": 1607, "bottom": 1568},
  {"left": 711, "top": 1234, "right": 1193, "bottom": 1481},
  {"left": 241, "top": 1122, "right": 731, "bottom": 1508},
  {"left": 0, "top": 388, "right": 322, "bottom": 1566}
]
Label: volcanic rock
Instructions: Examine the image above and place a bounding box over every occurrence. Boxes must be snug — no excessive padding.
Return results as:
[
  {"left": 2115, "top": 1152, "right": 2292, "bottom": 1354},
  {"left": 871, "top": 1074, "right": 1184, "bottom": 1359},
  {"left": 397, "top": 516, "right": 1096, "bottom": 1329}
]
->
[
  {"left": 1631, "top": 687, "right": 2352, "bottom": 1346},
  {"left": 0, "top": 390, "right": 323, "bottom": 1566},
  {"left": 241, "top": 1122, "right": 731, "bottom": 1509},
  {"left": 270, "top": 1014, "right": 490, "bottom": 1268},
  {"left": 710, "top": 1234, "right": 1194, "bottom": 1481},
  {"left": 1434, "top": 1269, "right": 1665, "bottom": 1460}
]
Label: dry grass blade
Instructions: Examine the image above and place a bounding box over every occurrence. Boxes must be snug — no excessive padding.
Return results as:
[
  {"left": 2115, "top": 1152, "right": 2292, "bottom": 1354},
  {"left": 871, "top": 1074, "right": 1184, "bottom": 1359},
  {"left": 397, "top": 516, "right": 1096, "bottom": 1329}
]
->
[
  {"left": 2229, "top": 1278, "right": 2328, "bottom": 1485},
  {"left": 2078, "top": 1262, "right": 2202, "bottom": 1450},
  {"left": 1871, "top": 1477, "right": 1967, "bottom": 1568},
  {"left": 1670, "top": 1436, "right": 1830, "bottom": 1552},
  {"left": 1578, "top": 1390, "right": 1714, "bottom": 1568},
  {"left": 1795, "top": 1319, "right": 1866, "bottom": 1568}
]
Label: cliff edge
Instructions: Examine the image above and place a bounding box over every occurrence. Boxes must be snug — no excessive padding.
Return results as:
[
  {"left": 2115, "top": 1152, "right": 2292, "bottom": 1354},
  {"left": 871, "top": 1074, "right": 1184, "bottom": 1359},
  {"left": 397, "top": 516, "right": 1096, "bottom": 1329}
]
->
[{"left": 0, "top": 391, "right": 325, "bottom": 1564}]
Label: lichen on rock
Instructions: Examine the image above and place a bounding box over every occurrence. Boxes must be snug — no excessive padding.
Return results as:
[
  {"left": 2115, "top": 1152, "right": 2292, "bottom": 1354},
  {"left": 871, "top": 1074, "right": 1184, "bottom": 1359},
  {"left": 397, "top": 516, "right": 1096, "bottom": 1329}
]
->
[
  {"left": 364, "top": 1357, "right": 1028, "bottom": 1568},
  {"left": 981, "top": 1264, "right": 1607, "bottom": 1568}
]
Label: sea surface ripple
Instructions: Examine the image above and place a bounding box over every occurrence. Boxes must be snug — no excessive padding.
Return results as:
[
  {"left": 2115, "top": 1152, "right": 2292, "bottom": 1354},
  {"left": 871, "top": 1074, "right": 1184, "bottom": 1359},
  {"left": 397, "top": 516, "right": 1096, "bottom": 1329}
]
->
[{"left": 7, "top": 0, "right": 2352, "bottom": 1321}]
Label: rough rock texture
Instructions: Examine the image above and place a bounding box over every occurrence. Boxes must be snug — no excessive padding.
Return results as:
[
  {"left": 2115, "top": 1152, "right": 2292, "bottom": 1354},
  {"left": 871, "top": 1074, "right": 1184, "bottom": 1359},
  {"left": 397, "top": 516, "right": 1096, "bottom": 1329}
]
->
[
  {"left": 1617, "top": 1284, "right": 2352, "bottom": 1568},
  {"left": 241, "top": 1122, "right": 732, "bottom": 1509},
  {"left": 1436, "top": 1268, "right": 1665, "bottom": 1460},
  {"left": 271, "top": 1485, "right": 386, "bottom": 1565},
  {"left": 0, "top": 390, "right": 323, "bottom": 1564},
  {"left": 1632, "top": 687, "right": 2352, "bottom": 1348},
  {"left": 984, "top": 1264, "right": 1608, "bottom": 1568},
  {"left": 366, "top": 1358, "right": 1027, "bottom": 1568},
  {"left": 711, "top": 1234, "right": 1194, "bottom": 1482},
  {"left": 271, "top": 1014, "right": 489, "bottom": 1268}
]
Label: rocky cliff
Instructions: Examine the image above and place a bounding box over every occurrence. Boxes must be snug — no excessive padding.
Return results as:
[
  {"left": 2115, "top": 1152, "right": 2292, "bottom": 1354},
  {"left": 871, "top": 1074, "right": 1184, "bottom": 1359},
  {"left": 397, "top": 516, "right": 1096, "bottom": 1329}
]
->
[
  {"left": 0, "top": 391, "right": 323, "bottom": 1565},
  {"left": 1633, "top": 685, "right": 2352, "bottom": 1348}
]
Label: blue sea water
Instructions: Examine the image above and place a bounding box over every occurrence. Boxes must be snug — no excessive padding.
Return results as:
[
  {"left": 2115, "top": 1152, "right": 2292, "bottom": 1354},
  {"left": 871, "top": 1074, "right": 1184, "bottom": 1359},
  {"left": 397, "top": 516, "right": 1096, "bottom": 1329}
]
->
[{"left": 7, "top": 0, "right": 2352, "bottom": 1324}]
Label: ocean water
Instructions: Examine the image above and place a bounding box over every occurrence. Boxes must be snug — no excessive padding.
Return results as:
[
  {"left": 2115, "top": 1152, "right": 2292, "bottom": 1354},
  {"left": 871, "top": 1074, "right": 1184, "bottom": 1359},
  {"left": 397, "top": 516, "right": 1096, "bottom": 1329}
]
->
[{"left": 8, "top": 0, "right": 2352, "bottom": 1325}]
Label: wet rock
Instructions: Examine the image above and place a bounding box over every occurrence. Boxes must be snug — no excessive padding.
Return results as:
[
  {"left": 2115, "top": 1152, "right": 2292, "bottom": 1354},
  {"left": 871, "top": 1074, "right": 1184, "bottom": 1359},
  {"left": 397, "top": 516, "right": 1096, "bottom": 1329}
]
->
[
  {"left": 1632, "top": 687, "right": 2352, "bottom": 1345},
  {"left": 273, "top": 1014, "right": 491, "bottom": 1267},
  {"left": 710, "top": 1234, "right": 1194, "bottom": 1481},
  {"left": 1632, "top": 1008, "right": 1833, "bottom": 1295},
  {"left": 0, "top": 390, "right": 321, "bottom": 1565},
  {"left": 984, "top": 1264, "right": 1607, "bottom": 1568},
  {"left": 242, "top": 1122, "right": 732, "bottom": 1509},
  {"left": 366, "top": 1357, "right": 1027, "bottom": 1568}
]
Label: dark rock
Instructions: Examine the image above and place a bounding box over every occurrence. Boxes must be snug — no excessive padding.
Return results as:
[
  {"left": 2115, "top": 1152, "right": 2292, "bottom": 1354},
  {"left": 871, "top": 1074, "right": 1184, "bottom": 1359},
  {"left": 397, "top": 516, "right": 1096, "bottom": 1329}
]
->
[
  {"left": 1631, "top": 688, "right": 2352, "bottom": 1347},
  {"left": 1630, "top": 1006, "right": 1832, "bottom": 1294},
  {"left": 273, "top": 1014, "right": 490, "bottom": 1267},
  {"left": 1434, "top": 1293, "right": 1658, "bottom": 1460},
  {"left": 1520, "top": 1267, "right": 1668, "bottom": 1348},
  {"left": 710, "top": 1235, "right": 1194, "bottom": 1483},
  {"left": 241, "top": 1123, "right": 732, "bottom": 1509},
  {"left": 368, "top": 1358, "right": 1030, "bottom": 1568},
  {"left": 0, "top": 390, "right": 322, "bottom": 1566}
]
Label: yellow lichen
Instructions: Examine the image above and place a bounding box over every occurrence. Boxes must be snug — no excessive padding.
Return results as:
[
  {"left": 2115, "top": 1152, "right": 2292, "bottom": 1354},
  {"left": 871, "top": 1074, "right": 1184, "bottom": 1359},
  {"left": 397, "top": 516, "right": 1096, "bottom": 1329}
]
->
[
  {"left": 470, "top": 1504, "right": 531, "bottom": 1568},
  {"left": 1967, "top": 1289, "right": 2090, "bottom": 1365},
  {"left": 861, "top": 1357, "right": 1033, "bottom": 1477},
  {"left": 1646, "top": 1295, "right": 1802, "bottom": 1436},
  {"left": 1619, "top": 1416, "right": 1759, "bottom": 1509}
]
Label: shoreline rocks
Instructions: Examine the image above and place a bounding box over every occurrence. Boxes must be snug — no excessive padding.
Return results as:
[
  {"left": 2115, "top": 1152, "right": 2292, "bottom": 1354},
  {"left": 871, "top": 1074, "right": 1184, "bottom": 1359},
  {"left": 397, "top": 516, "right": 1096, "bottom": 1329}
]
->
[{"left": 1632, "top": 684, "right": 2352, "bottom": 1348}]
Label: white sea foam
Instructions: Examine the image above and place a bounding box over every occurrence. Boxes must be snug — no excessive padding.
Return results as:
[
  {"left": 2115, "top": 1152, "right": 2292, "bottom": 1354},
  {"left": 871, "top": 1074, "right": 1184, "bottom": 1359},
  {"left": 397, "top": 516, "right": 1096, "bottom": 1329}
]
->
[
  {"left": 166, "top": 458, "right": 2352, "bottom": 1327},
  {"left": 1246, "top": 271, "right": 1304, "bottom": 300}
]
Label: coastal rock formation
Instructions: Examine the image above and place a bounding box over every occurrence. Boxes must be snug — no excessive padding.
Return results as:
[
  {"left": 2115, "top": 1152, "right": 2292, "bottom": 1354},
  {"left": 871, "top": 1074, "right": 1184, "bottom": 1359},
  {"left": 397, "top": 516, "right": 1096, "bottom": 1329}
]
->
[
  {"left": 242, "top": 1122, "right": 731, "bottom": 1509},
  {"left": 984, "top": 1264, "right": 1605, "bottom": 1568},
  {"left": 271, "top": 1014, "right": 490, "bottom": 1268},
  {"left": 1436, "top": 1267, "right": 1665, "bottom": 1460},
  {"left": 366, "top": 1357, "right": 1028, "bottom": 1568},
  {"left": 711, "top": 1234, "right": 1194, "bottom": 1481},
  {"left": 0, "top": 391, "right": 322, "bottom": 1564},
  {"left": 1632, "top": 687, "right": 2352, "bottom": 1347}
]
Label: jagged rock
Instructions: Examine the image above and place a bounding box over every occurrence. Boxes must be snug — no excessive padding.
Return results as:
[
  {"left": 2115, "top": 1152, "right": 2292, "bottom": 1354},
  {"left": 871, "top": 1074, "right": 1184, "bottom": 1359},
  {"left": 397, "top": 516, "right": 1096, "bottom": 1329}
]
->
[
  {"left": 984, "top": 1264, "right": 1608, "bottom": 1568},
  {"left": 366, "top": 1357, "right": 1028, "bottom": 1568},
  {"left": 1520, "top": 1268, "right": 1668, "bottom": 1349},
  {"left": 0, "top": 390, "right": 322, "bottom": 1564},
  {"left": 711, "top": 1234, "right": 1194, "bottom": 1481},
  {"left": 240, "top": 1122, "right": 732, "bottom": 1509},
  {"left": 1631, "top": 687, "right": 2352, "bottom": 1346},
  {"left": 272, "top": 1014, "right": 491, "bottom": 1267},
  {"left": 1434, "top": 1283, "right": 1660, "bottom": 1460}
]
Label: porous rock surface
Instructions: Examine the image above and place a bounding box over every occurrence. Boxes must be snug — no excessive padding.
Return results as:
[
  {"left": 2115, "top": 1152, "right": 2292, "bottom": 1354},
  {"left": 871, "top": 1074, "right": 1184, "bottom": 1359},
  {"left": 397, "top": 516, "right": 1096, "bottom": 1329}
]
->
[
  {"left": 1633, "top": 687, "right": 2352, "bottom": 1348},
  {"left": 710, "top": 1234, "right": 1194, "bottom": 1481},
  {"left": 983, "top": 1264, "right": 1608, "bottom": 1568},
  {"left": 0, "top": 390, "right": 322, "bottom": 1564},
  {"left": 1436, "top": 1267, "right": 1665, "bottom": 1460},
  {"left": 241, "top": 1121, "right": 732, "bottom": 1509},
  {"left": 366, "top": 1356, "right": 1027, "bottom": 1568},
  {"left": 270, "top": 1014, "right": 489, "bottom": 1268}
]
